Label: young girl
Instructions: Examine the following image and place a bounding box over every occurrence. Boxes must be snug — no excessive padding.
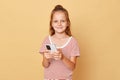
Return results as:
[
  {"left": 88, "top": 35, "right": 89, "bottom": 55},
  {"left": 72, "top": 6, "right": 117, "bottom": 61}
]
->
[{"left": 39, "top": 5, "right": 80, "bottom": 80}]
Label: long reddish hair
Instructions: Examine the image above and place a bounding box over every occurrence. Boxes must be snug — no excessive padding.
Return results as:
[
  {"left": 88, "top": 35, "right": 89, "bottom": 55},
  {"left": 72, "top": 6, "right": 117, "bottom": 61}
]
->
[{"left": 49, "top": 5, "right": 72, "bottom": 36}]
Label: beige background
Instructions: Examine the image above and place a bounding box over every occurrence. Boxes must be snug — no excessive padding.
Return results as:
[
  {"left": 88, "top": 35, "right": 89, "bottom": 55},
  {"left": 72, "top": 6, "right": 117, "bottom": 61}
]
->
[{"left": 0, "top": 0, "right": 120, "bottom": 80}]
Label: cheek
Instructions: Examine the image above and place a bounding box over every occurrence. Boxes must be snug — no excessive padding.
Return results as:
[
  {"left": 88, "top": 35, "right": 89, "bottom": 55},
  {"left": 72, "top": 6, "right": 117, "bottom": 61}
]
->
[
  {"left": 51, "top": 24, "right": 55, "bottom": 28},
  {"left": 63, "top": 23, "right": 68, "bottom": 27},
  {"left": 52, "top": 22, "right": 57, "bottom": 27}
]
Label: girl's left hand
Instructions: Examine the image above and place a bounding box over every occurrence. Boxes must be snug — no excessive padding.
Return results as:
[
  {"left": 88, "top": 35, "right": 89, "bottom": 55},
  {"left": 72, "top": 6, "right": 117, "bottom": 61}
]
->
[{"left": 53, "top": 49, "right": 63, "bottom": 60}]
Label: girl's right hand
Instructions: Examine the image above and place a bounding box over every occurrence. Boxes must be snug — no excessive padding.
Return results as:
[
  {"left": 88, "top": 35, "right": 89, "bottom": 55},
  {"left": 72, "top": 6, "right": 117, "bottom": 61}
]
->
[{"left": 44, "top": 50, "right": 53, "bottom": 59}]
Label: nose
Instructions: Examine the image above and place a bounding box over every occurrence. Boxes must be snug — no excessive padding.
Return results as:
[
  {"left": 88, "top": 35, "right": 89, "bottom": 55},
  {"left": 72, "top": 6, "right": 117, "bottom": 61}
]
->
[{"left": 58, "top": 21, "right": 61, "bottom": 26}]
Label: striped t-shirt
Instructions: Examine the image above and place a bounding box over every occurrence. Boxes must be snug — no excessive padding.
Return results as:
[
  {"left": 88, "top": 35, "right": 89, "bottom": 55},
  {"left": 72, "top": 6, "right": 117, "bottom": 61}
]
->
[{"left": 39, "top": 36, "right": 80, "bottom": 80}]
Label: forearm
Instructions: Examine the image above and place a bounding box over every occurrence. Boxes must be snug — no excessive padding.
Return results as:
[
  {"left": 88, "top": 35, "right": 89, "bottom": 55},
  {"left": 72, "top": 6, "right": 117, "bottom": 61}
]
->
[
  {"left": 42, "top": 55, "right": 50, "bottom": 68},
  {"left": 62, "top": 55, "right": 76, "bottom": 71}
]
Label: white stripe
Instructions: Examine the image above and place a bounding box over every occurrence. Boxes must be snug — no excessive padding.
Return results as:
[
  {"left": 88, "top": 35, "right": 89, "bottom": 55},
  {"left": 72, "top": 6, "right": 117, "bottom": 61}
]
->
[
  {"left": 49, "top": 35, "right": 72, "bottom": 48},
  {"left": 57, "top": 37, "right": 72, "bottom": 48}
]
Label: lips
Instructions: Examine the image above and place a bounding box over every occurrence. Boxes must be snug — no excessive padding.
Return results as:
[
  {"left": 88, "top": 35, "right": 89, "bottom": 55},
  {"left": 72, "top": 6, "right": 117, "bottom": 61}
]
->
[{"left": 55, "top": 27, "right": 63, "bottom": 29}]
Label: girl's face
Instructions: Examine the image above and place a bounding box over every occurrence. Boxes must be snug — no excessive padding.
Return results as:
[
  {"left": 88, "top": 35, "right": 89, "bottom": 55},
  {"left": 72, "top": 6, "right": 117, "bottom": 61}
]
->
[{"left": 52, "top": 11, "right": 68, "bottom": 34}]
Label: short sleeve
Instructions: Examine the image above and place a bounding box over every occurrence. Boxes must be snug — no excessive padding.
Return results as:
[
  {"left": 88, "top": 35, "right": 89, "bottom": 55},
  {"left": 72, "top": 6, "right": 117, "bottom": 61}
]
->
[
  {"left": 70, "top": 38, "right": 80, "bottom": 57},
  {"left": 39, "top": 36, "right": 49, "bottom": 54}
]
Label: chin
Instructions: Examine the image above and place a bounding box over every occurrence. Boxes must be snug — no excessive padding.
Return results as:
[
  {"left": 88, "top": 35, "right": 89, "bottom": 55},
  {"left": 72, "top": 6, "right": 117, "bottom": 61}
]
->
[{"left": 56, "top": 31, "right": 65, "bottom": 34}]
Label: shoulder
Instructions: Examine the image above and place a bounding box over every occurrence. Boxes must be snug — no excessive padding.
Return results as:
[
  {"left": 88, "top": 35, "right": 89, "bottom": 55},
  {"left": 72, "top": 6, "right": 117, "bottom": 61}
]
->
[
  {"left": 69, "top": 36, "right": 80, "bottom": 47},
  {"left": 43, "top": 35, "right": 49, "bottom": 40},
  {"left": 71, "top": 36, "right": 79, "bottom": 44}
]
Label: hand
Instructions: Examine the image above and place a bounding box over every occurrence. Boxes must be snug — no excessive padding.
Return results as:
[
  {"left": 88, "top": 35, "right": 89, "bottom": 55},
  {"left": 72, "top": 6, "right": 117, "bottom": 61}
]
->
[
  {"left": 44, "top": 50, "right": 53, "bottom": 59},
  {"left": 53, "top": 49, "right": 63, "bottom": 60}
]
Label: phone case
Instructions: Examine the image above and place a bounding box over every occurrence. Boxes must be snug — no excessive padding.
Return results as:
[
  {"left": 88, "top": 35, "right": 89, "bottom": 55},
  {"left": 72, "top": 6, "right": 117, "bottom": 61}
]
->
[{"left": 46, "top": 44, "right": 57, "bottom": 52}]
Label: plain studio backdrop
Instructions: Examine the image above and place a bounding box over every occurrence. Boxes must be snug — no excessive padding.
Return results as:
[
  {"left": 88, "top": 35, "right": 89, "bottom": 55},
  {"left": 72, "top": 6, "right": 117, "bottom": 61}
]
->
[{"left": 0, "top": 0, "right": 120, "bottom": 80}]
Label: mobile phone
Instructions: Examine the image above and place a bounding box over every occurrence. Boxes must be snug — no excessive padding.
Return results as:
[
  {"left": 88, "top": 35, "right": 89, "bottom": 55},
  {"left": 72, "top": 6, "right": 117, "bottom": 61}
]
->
[{"left": 46, "top": 44, "right": 57, "bottom": 52}]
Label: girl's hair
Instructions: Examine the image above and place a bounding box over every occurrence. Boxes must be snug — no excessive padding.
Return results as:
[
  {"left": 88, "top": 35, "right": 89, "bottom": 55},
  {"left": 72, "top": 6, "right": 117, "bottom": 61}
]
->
[{"left": 49, "top": 5, "right": 72, "bottom": 36}]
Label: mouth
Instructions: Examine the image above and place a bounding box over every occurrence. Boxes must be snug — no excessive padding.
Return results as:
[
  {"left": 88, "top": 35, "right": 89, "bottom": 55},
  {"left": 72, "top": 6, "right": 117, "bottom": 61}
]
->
[{"left": 56, "top": 27, "right": 63, "bottom": 29}]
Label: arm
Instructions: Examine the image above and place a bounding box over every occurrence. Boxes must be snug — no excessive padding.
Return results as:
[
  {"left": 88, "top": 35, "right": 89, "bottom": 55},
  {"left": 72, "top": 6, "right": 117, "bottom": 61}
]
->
[
  {"left": 62, "top": 39, "right": 80, "bottom": 70},
  {"left": 41, "top": 50, "right": 52, "bottom": 68},
  {"left": 42, "top": 54, "right": 50, "bottom": 68},
  {"left": 53, "top": 49, "right": 77, "bottom": 71},
  {"left": 62, "top": 55, "right": 77, "bottom": 71}
]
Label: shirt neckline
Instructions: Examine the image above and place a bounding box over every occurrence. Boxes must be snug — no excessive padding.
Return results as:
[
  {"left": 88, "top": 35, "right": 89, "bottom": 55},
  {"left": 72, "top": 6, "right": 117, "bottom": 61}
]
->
[{"left": 49, "top": 35, "right": 72, "bottom": 48}]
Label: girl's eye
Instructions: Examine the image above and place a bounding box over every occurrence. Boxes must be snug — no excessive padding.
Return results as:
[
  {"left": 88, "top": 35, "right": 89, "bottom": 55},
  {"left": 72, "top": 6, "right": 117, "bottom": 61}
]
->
[
  {"left": 53, "top": 20, "right": 66, "bottom": 23},
  {"left": 53, "top": 20, "right": 58, "bottom": 23},
  {"left": 61, "top": 20, "right": 65, "bottom": 22}
]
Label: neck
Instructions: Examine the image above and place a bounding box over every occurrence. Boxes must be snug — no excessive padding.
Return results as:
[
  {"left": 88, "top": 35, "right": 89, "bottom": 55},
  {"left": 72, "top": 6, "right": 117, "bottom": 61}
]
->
[{"left": 53, "top": 33, "right": 68, "bottom": 39}]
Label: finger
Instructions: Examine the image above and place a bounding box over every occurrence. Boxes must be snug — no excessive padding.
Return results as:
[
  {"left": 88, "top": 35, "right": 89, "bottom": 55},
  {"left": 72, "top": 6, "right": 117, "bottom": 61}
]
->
[
  {"left": 53, "top": 53, "right": 60, "bottom": 56},
  {"left": 53, "top": 55, "right": 59, "bottom": 58},
  {"left": 45, "top": 54, "right": 52, "bottom": 59},
  {"left": 45, "top": 49, "right": 51, "bottom": 53},
  {"left": 57, "top": 48, "right": 62, "bottom": 51},
  {"left": 53, "top": 55, "right": 61, "bottom": 58},
  {"left": 44, "top": 50, "right": 48, "bottom": 53}
]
